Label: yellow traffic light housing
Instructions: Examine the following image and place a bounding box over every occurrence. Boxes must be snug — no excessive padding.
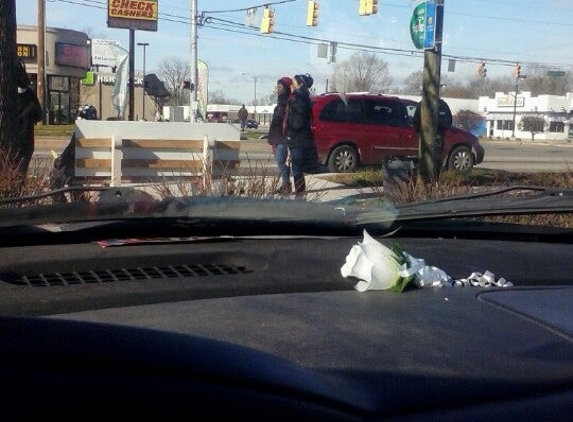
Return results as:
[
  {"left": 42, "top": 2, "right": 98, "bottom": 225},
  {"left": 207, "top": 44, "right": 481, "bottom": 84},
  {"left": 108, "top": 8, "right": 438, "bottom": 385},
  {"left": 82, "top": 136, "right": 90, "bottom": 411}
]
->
[
  {"left": 477, "top": 61, "right": 487, "bottom": 78},
  {"left": 306, "top": 1, "right": 319, "bottom": 26},
  {"left": 514, "top": 63, "right": 521, "bottom": 79},
  {"left": 359, "top": 0, "right": 378, "bottom": 16},
  {"left": 369, "top": 0, "right": 379, "bottom": 15},
  {"left": 260, "top": 7, "right": 275, "bottom": 33}
]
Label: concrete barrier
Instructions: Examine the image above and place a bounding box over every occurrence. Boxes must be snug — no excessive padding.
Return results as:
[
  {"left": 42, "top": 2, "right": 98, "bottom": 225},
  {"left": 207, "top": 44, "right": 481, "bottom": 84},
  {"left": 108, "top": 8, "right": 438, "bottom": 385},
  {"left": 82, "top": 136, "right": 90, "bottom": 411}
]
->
[{"left": 72, "top": 120, "right": 241, "bottom": 186}]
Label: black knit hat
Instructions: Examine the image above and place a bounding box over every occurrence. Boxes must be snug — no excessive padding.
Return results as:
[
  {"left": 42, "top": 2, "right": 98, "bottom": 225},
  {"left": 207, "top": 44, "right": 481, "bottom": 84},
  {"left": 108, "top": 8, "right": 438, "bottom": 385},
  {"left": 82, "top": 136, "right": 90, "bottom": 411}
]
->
[{"left": 294, "top": 73, "right": 313, "bottom": 88}]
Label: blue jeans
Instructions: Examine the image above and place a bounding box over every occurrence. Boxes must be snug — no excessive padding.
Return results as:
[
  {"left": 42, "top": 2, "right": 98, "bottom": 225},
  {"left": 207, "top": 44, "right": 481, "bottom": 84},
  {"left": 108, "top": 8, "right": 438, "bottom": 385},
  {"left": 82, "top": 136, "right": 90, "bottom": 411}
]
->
[
  {"left": 275, "top": 144, "right": 290, "bottom": 186},
  {"left": 289, "top": 146, "right": 306, "bottom": 193}
]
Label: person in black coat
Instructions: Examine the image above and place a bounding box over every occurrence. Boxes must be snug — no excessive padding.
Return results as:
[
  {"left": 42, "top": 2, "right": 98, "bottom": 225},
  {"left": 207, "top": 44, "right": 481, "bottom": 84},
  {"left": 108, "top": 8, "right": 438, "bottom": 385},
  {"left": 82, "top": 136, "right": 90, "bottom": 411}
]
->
[
  {"left": 412, "top": 98, "right": 453, "bottom": 171},
  {"left": 15, "top": 60, "right": 42, "bottom": 179},
  {"left": 284, "top": 73, "right": 315, "bottom": 196},
  {"left": 267, "top": 76, "right": 292, "bottom": 194}
]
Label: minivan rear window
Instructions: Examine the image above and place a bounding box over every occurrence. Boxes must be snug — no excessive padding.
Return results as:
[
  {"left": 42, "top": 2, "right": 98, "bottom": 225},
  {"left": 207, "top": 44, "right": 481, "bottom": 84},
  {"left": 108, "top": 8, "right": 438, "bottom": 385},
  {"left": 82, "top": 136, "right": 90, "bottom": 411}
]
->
[
  {"left": 318, "top": 98, "right": 365, "bottom": 123},
  {"left": 364, "top": 99, "right": 410, "bottom": 127}
]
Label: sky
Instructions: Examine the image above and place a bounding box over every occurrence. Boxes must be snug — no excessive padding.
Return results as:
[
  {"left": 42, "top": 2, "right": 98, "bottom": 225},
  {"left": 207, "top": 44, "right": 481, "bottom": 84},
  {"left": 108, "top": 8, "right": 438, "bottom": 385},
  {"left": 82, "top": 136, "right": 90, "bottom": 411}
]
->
[{"left": 16, "top": 0, "right": 573, "bottom": 104}]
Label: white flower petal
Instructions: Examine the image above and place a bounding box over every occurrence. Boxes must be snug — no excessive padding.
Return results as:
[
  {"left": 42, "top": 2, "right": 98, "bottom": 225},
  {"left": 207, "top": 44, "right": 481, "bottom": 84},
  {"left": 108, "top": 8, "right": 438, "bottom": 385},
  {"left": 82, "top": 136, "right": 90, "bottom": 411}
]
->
[{"left": 341, "top": 230, "right": 403, "bottom": 292}]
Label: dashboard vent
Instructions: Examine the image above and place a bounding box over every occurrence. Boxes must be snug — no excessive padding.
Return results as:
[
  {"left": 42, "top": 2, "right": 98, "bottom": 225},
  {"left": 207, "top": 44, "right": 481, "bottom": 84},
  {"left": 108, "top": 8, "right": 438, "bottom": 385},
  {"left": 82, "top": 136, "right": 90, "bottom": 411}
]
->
[{"left": 1, "top": 263, "right": 252, "bottom": 287}]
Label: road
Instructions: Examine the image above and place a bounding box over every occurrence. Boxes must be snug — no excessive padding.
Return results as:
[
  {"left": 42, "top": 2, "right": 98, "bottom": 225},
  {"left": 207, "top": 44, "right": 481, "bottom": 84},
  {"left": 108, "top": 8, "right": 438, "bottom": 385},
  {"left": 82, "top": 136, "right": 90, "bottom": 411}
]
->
[
  {"left": 477, "top": 140, "right": 573, "bottom": 172},
  {"left": 33, "top": 137, "right": 573, "bottom": 174}
]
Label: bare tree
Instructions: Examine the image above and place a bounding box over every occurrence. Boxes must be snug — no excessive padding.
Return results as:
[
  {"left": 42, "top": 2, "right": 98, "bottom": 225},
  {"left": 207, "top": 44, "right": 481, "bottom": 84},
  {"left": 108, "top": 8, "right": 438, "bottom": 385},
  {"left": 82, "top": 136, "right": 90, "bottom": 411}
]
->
[
  {"left": 155, "top": 57, "right": 190, "bottom": 106},
  {"left": 523, "top": 67, "right": 572, "bottom": 96},
  {"left": 209, "top": 89, "right": 239, "bottom": 105},
  {"left": 0, "top": 0, "right": 18, "bottom": 155},
  {"left": 402, "top": 70, "right": 423, "bottom": 95},
  {"left": 454, "top": 110, "right": 484, "bottom": 132},
  {"left": 519, "top": 115, "right": 545, "bottom": 141},
  {"left": 331, "top": 51, "right": 392, "bottom": 93}
]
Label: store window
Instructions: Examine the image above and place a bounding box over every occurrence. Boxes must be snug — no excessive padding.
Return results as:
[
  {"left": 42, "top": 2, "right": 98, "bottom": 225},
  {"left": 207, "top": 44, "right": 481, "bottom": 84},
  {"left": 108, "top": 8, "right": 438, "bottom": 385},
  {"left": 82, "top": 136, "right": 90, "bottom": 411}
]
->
[
  {"left": 548, "top": 121, "right": 564, "bottom": 133},
  {"left": 496, "top": 120, "right": 514, "bottom": 131}
]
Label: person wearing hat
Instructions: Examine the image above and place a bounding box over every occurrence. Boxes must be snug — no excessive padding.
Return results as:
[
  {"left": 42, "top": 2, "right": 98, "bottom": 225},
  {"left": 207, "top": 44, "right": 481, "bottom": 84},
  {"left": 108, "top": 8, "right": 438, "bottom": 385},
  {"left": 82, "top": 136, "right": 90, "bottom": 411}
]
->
[
  {"left": 267, "top": 76, "right": 292, "bottom": 194},
  {"left": 283, "top": 73, "right": 314, "bottom": 196}
]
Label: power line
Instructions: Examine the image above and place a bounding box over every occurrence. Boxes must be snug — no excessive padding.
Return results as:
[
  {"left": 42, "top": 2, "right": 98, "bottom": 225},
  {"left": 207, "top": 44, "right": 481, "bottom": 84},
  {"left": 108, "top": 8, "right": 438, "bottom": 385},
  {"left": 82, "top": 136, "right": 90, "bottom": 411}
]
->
[
  {"left": 202, "top": 0, "right": 299, "bottom": 14},
  {"left": 46, "top": 0, "right": 573, "bottom": 70}
]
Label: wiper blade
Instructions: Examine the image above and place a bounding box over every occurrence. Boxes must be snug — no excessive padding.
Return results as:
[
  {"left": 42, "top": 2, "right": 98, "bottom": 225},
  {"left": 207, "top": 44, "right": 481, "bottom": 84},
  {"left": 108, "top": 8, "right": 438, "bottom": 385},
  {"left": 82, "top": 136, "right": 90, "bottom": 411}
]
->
[
  {"left": 0, "top": 193, "right": 355, "bottom": 229},
  {"left": 0, "top": 186, "right": 110, "bottom": 205},
  {"left": 354, "top": 186, "right": 573, "bottom": 225}
]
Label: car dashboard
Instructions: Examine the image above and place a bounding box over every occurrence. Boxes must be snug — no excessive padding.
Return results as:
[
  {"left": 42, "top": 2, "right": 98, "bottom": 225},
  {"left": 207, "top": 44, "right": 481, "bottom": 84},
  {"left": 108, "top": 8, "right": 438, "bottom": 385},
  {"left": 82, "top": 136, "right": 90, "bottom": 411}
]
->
[{"left": 0, "top": 234, "right": 572, "bottom": 421}]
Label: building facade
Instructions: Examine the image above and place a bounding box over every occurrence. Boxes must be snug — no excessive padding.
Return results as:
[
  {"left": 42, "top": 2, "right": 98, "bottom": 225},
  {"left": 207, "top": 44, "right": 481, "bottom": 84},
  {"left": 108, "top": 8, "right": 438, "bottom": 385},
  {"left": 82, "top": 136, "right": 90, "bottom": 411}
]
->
[
  {"left": 479, "top": 92, "right": 573, "bottom": 141},
  {"left": 80, "top": 71, "right": 156, "bottom": 121},
  {"left": 17, "top": 25, "right": 90, "bottom": 124}
]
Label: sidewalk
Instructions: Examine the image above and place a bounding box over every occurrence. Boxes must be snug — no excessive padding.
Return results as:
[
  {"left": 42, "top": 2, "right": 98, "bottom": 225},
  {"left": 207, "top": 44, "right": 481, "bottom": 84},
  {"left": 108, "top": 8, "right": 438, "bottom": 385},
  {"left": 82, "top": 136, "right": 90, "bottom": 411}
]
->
[{"left": 304, "top": 174, "right": 378, "bottom": 203}]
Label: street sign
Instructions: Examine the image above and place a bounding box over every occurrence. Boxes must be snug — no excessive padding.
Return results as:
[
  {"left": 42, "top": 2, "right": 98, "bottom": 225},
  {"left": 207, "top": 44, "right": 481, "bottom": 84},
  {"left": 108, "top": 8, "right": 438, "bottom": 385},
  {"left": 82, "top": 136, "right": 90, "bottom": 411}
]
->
[
  {"left": 547, "top": 70, "right": 566, "bottom": 77},
  {"left": 423, "top": 0, "right": 436, "bottom": 50}
]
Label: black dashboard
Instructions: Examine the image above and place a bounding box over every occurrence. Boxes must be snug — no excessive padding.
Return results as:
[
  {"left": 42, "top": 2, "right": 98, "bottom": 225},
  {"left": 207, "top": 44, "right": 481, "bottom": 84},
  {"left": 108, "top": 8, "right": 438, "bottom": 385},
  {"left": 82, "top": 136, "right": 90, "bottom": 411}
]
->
[{"left": 1, "top": 235, "right": 572, "bottom": 421}]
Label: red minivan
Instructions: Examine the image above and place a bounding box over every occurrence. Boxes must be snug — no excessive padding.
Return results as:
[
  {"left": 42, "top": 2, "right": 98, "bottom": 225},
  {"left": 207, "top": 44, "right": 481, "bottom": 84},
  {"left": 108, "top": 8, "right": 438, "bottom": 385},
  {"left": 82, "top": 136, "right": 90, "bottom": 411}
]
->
[{"left": 311, "top": 93, "right": 485, "bottom": 173}]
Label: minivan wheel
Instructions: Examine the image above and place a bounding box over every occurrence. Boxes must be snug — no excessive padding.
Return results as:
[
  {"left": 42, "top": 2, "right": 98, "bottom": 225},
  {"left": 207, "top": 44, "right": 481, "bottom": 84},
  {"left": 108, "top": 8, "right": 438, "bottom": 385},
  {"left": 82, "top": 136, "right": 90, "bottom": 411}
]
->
[
  {"left": 328, "top": 145, "right": 358, "bottom": 173},
  {"left": 447, "top": 145, "right": 474, "bottom": 172}
]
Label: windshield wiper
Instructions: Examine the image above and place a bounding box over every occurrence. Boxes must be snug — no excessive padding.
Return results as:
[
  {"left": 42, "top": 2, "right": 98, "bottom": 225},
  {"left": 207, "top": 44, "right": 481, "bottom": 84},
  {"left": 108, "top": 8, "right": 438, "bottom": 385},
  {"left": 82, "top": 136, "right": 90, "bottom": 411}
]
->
[
  {"left": 1, "top": 186, "right": 572, "bottom": 232},
  {"left": 354, "top": 186, "right": 573, "bottom": 225},
  {"left": 0, "top": 191, "right": 353, "bottom": 229}
]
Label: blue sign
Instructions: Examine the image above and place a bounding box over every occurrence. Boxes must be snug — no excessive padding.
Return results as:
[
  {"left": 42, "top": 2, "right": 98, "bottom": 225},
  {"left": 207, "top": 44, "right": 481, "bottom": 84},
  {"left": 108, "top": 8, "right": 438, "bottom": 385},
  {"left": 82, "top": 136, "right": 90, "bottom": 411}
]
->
[{"left": 423, "top": 0, "right": 436, "bottom": 50}]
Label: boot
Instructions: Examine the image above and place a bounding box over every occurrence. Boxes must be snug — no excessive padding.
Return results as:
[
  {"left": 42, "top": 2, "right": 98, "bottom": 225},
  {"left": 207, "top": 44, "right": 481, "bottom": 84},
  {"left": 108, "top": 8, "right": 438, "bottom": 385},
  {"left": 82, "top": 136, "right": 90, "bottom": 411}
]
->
[{"left": 276, "top": 183, "right": 292, "bottom": 195}]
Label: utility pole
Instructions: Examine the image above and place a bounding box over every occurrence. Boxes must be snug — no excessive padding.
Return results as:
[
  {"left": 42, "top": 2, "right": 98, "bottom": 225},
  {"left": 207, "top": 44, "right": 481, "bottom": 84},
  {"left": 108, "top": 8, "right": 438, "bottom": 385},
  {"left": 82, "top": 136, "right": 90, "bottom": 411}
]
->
[
  {"left": 137, "top": 42, "right": 149, "bottom": 120},
  {"left": 37, "top": 0, "right": 46, "bottom": 124},
  {"left": 128, "top": 29, "right": 135, "bottom": 121},
  {"left": 190, "top": 0, "right": 198, "bottom": 123},
  {"left": 418, "top": 0, "right": 444, "bottom": 182},
  {"left": 253, "top": 75, "right": 257, "bottom": 121}
]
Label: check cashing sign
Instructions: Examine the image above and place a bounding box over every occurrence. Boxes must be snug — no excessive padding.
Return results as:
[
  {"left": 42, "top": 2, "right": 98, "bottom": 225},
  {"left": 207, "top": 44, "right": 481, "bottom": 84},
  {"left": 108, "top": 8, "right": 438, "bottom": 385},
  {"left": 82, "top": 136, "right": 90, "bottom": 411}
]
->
[{"left": 108, "top": 0, "right": 158, "bottom": 32}]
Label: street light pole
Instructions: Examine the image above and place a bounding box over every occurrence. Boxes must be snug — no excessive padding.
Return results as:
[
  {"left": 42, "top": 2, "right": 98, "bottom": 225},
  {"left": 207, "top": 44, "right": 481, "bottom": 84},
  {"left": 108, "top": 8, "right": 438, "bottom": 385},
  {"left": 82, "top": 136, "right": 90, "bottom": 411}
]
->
[
  {"left": 511, "top": 76, "right": 519, "bottom": 138},
  {"left": 254, "top": 76, "right": 257, "bottom": 122},
  {"left": 137, "top": 42, "right": 149, "bottom": 120},
  {"left": 190, "top": 0, "right": 198, "bottom": 123}
]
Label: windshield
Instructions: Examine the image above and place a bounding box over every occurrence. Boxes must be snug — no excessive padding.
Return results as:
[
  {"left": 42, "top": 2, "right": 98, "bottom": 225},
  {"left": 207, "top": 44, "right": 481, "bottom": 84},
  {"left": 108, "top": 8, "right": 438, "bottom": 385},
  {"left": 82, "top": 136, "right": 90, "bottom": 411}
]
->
[{"left": 2, "top": 1, "right": 571, "bottom": 235}]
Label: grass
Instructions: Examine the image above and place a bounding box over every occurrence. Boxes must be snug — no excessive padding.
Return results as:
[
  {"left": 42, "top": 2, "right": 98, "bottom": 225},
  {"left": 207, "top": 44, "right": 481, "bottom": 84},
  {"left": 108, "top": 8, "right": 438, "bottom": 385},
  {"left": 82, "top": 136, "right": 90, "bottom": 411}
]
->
[
  {"left": 322, "top": 167, "right": 572, "bottom": 190},
  {"left": 34, "top": 124, "right": 75, "bottom": 138}
]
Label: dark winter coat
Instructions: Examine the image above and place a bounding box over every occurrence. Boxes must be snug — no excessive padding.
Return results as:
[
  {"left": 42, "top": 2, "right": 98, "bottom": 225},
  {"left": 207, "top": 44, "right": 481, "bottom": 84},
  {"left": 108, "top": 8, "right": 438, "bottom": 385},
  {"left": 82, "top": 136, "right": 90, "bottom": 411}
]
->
[
  {"left": 412, "top": 99, "right": 453, "bottom": 134},
  {"left": 16, "top": 87, "right": 42, "bottom": 172},
  {"left": 284, "top": 87, "right": 313, "bottom": 148},
  {"left": 267, "top": 93, "right": 289, "bottom": 146}
]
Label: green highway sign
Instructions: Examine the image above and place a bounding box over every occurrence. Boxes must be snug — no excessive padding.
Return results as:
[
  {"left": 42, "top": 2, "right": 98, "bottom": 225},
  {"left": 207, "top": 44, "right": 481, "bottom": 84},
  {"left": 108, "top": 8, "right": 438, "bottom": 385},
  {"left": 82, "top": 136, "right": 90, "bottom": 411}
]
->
[{"left": 547, "top": 70, "right": 566, "bottom": 77}]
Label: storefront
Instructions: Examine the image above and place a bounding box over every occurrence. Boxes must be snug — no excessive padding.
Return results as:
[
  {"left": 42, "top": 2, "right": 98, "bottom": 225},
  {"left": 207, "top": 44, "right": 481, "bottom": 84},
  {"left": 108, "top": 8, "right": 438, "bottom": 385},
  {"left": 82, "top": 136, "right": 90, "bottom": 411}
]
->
[
  {"left": 479, "top": 91, "right": 573, "bottom": 141},
  {"left": 17, "top": 25, "right": 90, "bottom": 124}
]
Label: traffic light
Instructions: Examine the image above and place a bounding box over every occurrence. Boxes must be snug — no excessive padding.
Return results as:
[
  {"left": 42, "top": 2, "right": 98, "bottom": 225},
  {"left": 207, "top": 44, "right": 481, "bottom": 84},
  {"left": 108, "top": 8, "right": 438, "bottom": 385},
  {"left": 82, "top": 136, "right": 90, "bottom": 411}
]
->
[
  {"left": 359, "top": 0, "right": 378, "bottom": 16},
  {"left": 306, "top": 1, "right": 319, "bottom": 26},
  {"left": 368, "top": 0, "right": 379, "bottom": 15},
  {"left": 181, "top": 80, "right": 194, "bottom": 92},
  {"left": 260, "top": 7, "right": 275, "bottom": 33},
  {"left": 514, "top": 63, "right": 521, "bottom": 79},
  {"left": 476, "top": 61, "right": 487, "bottom": 78}
]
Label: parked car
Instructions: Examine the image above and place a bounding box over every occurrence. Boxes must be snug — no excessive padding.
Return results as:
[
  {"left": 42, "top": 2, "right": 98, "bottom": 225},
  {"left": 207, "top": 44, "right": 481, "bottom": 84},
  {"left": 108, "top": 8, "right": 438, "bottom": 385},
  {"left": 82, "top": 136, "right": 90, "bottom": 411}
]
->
[
  {"left": 233, "top": 118, "right": 259, "bottom": 129},
  {"left": 311, "top": 93, "right": 485, "bottom": 173}
]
